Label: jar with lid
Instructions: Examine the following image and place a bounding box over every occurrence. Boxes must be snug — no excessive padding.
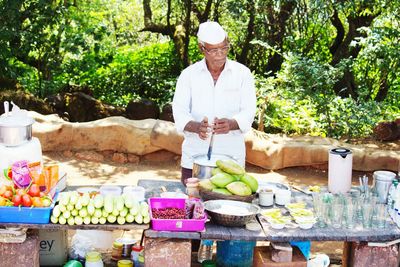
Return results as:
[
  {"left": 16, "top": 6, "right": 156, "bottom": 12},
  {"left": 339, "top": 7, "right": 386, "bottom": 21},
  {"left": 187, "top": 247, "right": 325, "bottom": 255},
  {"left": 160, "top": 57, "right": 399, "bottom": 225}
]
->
[
  {"left": 117, "top": 259, "right": 133, "bottom": 267},
  {"left": 130, "top": 244, "right": 143, "bottom": 266},
  {"left": 186, "top": 177, "right": 200, "bottom": 198},
  {"left": 111, "top": 241, "right": 123, "bottom": 261},
  {"left": 85, "top": 251, "right": 104, "bottom": 267}
]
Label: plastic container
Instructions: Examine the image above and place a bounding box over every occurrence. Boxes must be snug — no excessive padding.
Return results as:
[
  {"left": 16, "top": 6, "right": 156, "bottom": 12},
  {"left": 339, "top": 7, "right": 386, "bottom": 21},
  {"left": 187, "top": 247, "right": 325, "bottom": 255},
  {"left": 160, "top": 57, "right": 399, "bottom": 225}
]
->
[
  {"left": 198, "top": 240, "right": 213, "bottom": 263},
  {"left": 149, "top": 197, "right": 207, "bottom": 231},
  {"left": 99, "top": 185, "right": 121, "bottom": 196},
  {"left": 123, "top": 186, "right": 145, "bottom": 202},
  {"left": 85, "top": 251, "right": 103, "bottom": 267},
  {"left": 111, "top": 241, "right": 123, "bottom": 261},
  {"left": 130, "top": 244, "right": 143, "bottom": 266},
  {"left": 0, "top": 191, "right": 58, "bottom": 223},
  {"left": 216, "top": 240, "right": 256, "bottom": 267}
]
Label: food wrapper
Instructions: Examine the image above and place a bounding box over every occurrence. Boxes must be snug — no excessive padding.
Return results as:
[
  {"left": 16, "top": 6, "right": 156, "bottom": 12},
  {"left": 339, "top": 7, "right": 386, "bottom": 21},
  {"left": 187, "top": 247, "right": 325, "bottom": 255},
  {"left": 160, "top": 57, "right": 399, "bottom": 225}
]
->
[{"left": 192, "top": 200, "right": 205, "bottom": 219}]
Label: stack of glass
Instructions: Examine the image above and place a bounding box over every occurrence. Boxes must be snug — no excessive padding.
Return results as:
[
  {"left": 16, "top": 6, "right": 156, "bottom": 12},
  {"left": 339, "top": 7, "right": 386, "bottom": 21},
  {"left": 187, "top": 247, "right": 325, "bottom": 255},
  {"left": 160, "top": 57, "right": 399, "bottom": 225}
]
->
[{"left": 312, "top": 190, "right": 388, "bottom": 229}]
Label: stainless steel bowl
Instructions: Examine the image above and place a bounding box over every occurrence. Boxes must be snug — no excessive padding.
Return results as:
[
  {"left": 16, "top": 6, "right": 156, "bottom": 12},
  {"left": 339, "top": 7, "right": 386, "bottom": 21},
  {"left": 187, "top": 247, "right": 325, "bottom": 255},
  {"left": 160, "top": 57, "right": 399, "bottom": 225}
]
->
[
  {"left": 204, "top": 199, "right": 260, "bottom": 227},
  {"left": 192, "top": 154, "right": 237, "bottom": 180},
  {"left": 0, "top": 117, "right": 34, "bottom": 146}
]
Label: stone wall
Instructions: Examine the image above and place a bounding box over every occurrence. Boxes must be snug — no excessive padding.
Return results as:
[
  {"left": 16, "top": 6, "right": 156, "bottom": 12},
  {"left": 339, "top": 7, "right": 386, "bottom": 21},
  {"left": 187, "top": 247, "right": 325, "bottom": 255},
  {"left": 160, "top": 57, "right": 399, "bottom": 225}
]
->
[{"left": 31, "top": 112, "right": 400, "bottom": 172}]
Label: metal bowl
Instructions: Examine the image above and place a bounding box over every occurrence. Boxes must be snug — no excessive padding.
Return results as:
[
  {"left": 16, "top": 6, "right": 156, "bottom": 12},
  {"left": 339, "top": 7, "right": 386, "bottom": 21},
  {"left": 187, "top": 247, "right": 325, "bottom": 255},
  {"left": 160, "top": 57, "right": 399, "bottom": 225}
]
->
[{"left": 204, "top": 199, "right": 260, "bottom": 227}]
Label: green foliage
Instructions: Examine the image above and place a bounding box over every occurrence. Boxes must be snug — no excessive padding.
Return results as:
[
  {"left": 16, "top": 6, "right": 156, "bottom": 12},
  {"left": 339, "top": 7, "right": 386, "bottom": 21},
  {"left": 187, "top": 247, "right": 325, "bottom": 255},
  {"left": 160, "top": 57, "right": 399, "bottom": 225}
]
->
[{"left": 255, "top": 54, "right": 400, "bottom": 138}]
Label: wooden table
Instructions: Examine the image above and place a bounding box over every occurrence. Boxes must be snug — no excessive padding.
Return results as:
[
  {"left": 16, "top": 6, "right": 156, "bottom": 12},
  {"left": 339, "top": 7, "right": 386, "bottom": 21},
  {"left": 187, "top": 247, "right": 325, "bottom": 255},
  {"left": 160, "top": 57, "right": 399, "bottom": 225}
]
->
[
  {"left": 138, "top": 179, "right": 400, "bottom": 242},
  {"left": 139, "top": 179, "right": 400, "bottom": 267}
]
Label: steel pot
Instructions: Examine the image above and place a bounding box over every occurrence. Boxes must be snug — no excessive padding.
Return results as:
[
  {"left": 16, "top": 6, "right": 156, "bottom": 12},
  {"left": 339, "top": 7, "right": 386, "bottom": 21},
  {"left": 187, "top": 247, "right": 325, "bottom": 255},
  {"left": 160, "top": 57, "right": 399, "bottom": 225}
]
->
[
  {"left": 0, "top": 116, "right": 34, "bottom": 146},
  {"left": 192, "top": 154, "right": 237, "bottom": 180}
]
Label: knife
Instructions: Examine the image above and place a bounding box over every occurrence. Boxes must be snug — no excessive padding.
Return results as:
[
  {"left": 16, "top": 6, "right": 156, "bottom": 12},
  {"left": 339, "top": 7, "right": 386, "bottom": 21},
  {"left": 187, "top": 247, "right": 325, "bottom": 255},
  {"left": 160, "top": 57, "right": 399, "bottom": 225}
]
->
[{"left": 207, "top": 133, "right": 214, "bottom": 160}]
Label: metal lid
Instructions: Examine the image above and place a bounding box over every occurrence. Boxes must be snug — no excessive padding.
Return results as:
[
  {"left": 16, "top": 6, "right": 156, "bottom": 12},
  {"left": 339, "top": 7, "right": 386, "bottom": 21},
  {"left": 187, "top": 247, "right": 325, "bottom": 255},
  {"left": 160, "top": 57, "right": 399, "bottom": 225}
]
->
[{"left": 0, "top": 114, "right": 34, "bottom": 127}]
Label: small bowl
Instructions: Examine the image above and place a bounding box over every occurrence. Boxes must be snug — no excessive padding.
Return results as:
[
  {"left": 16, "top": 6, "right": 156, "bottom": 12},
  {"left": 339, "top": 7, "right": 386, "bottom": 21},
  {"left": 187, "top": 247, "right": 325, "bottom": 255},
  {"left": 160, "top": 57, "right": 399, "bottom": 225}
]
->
[
  {"left": 298, "top": 223, "right": 314, "bottom": 229},
  {"left": 270, "top": 222, "right": 286, "bottom": 229}
]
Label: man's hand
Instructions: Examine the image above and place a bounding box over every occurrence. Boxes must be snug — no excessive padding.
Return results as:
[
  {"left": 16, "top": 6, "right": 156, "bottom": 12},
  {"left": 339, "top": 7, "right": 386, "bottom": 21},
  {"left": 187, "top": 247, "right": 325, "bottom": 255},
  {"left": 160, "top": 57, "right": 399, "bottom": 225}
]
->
[
  {"left": 198, "top": 117, "right": 210, "bottom": 140},
  {"left": 213, "top": 118, "right": 239, "bottom": 134},
  {"left": 183, "top": 117, "right": 210, "bottom": 140}
]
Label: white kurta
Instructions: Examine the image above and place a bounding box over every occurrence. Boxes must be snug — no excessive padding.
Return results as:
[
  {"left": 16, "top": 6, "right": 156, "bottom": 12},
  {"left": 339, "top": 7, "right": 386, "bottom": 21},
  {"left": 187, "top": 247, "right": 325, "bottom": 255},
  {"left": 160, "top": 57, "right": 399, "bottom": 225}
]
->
[{"left": 172, "top": 58, "right": 256, "bottom": 169}]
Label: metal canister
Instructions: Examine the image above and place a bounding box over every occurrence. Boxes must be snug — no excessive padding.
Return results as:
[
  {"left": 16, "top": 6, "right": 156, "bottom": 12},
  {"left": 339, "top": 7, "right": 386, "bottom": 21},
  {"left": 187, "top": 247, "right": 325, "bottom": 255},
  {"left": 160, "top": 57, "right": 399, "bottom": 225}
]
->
[{"left": 373, "top": 170, "right": 396, "bottom": 204}]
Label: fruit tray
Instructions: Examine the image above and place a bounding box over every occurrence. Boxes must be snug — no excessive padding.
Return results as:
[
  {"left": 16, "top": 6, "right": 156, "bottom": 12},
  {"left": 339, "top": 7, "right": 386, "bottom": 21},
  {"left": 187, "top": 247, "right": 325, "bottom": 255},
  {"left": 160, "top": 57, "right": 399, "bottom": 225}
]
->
[
  {"left": 0, "top": 192, "right": 58, "bottom": 224},
  {"left": 149, "top": 197, "right": 207, "bottom": 232}
]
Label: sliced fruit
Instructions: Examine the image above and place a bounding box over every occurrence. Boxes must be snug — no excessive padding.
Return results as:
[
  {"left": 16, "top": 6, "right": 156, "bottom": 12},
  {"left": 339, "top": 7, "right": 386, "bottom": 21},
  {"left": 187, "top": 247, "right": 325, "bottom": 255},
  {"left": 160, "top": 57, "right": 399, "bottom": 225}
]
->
[
  {"left": 226, "top": 181, "right": 252, "bottom": 196},
  {"left": 198, "top": 179, "right": 217, "bottom": 191}
]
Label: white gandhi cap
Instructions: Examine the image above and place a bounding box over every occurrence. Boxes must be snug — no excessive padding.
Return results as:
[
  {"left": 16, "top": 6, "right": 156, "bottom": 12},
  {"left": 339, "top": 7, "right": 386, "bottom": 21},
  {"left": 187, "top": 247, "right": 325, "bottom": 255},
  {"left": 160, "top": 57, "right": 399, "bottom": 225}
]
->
[{"left": 197, "top": 21, "right": 227, "bottom": 45}]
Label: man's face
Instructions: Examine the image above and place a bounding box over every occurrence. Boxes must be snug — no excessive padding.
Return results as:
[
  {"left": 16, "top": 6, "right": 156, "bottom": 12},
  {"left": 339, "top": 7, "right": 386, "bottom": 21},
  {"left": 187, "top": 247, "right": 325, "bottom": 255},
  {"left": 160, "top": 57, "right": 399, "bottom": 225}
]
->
[{"left": 200, "top": 40, "right": 230, "bottom": 68}]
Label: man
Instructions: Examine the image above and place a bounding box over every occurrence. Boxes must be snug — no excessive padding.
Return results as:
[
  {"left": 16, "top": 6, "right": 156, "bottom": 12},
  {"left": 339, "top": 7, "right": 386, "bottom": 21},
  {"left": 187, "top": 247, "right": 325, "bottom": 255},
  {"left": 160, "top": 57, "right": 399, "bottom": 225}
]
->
[{"left": 172, "top": 21, "right": 256, "bottom": 185}]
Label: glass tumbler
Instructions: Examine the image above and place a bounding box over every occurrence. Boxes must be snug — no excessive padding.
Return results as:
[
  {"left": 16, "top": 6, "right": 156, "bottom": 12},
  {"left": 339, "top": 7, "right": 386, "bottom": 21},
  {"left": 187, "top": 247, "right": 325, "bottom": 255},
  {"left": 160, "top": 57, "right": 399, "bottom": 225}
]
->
[
  {"left": 331, "top": 203, "right": 343, "bottom": 228},
  {"left": 362, "top": 203, "right": 374, "bottom": 228},
  {"left": 375, "top": 204, "right": 387, "bottom": 229}
]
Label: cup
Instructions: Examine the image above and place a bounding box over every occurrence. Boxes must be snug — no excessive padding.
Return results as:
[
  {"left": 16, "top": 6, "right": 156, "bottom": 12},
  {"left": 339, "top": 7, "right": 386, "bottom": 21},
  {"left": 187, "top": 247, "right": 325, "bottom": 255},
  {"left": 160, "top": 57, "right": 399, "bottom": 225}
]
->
[
  {"left": 275, "top": 189, "right": 291, "bottom": 205},
  {"left": 331, "top": 204, "right": 343, "bottom": 228},
  {"left": 344, "top": 199, "right": 355, "bottom": 229},
  {"left": 312, "top": 193, "right": 326, "bottom": 228},
  {"left": 375, "top": 204, "right": 387, "bottom": 228},
  {"left": 362, "top": 203, "right": 374, "bottom": 228},
  {"left": 259, "top": 189, "right": 274, "bottom": 206}
]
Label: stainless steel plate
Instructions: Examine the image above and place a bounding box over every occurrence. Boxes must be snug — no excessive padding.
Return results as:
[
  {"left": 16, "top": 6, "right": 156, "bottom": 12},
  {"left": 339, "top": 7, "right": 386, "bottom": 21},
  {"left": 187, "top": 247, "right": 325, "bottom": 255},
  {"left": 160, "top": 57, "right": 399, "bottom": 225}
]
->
[{"left": 204, "top": 199, "right": 260, "bottom": 216}]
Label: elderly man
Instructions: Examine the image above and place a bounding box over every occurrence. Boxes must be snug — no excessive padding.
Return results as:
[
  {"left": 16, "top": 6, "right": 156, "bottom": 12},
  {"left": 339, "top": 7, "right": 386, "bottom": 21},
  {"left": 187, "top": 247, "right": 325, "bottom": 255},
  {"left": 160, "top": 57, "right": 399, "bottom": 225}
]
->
[{"left": 172, "top": 21, "right": 256, "bottom": 185}]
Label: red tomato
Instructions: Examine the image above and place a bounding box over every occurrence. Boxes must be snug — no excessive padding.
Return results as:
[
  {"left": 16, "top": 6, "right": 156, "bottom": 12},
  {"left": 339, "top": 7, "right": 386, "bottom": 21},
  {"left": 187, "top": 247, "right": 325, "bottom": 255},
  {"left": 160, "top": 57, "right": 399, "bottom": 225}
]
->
[
  {"left": 3, "top": 190, "right": 13, "bottom": 200},
  {"left": 22, "top": 194, "right": 32, "bottom": 207},
  {"left": 28, "top": 184, "right": 41, "bottom": 197},
  {"left": 12, "top": 195, "right": 22, "bottom": 206}
]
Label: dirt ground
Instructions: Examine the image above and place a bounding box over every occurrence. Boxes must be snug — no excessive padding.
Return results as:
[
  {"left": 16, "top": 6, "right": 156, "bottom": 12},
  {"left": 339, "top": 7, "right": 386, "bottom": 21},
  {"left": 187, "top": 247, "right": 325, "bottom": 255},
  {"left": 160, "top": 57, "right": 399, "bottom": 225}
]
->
[{"left": 43, "top": 151, "right": 383, "bottom": 266}]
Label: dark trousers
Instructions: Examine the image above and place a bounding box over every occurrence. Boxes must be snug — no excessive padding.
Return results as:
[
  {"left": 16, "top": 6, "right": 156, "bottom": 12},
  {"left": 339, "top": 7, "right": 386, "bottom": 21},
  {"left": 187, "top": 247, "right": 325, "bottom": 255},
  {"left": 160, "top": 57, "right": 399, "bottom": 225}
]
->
[{"left": 181, "top": 167, "right": 193, "bottom": 186}]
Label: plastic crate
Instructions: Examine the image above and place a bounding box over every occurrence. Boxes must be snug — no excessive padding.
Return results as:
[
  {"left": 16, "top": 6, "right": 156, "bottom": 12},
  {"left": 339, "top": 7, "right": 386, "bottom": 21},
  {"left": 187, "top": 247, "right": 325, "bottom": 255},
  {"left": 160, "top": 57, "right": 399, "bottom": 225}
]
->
[
  {"left": 0, "top": 192, "right": 58, "bottom": 224},
  {"left": 149, "top": 197, "right": 207, "bottom": 232}
]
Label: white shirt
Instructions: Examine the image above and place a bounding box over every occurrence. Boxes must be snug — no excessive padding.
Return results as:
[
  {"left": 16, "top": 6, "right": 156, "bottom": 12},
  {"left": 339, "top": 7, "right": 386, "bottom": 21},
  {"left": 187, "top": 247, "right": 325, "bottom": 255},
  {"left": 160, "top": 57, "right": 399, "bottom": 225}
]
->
[{"left": 172, "top": 58, "right": 256, "bottom": 169}]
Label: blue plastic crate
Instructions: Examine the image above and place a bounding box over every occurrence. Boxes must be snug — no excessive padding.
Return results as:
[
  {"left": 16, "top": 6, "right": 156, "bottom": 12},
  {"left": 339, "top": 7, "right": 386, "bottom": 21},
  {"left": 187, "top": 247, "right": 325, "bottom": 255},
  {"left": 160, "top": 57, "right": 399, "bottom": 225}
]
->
[{"left": 0, "top": 192, "right": 58, "bottom": 224}]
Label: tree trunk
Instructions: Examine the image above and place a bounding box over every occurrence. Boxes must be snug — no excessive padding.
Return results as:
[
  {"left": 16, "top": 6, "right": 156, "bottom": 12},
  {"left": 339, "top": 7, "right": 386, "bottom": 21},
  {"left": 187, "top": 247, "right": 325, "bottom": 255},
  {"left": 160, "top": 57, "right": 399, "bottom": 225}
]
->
[
  {"left": 237, "top": 0, "right": 255, "bottom": 66},
  {"left": 329, "top": 6, "right": 377, "bottom": 98}
]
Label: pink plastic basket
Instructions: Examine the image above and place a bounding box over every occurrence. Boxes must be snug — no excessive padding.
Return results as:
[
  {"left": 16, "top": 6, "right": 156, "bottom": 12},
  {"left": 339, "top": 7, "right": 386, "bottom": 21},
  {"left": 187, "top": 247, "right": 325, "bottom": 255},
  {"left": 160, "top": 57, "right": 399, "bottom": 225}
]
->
[{"left": 149, "top": 197, "right": 207, "bottom": 232}]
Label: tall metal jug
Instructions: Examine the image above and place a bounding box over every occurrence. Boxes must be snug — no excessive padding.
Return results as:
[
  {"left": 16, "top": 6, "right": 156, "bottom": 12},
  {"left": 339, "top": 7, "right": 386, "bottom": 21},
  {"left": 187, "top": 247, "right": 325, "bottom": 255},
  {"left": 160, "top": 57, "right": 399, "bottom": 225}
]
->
[{"left": 328, "top": 148, "right": 352, "bottom": 193}]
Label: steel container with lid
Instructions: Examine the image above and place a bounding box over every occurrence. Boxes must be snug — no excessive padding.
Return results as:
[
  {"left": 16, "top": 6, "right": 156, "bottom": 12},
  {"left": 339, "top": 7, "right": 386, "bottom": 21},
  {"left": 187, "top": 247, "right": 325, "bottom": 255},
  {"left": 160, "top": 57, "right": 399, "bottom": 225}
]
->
[
  {"left": 328, "top": 148, "right": 353, "bottom": 193},
  {"left": 373, "top": 170, "right": 397, "bottom": 204},
  {"left": 0, "top": 115, "right": 34, "bottom": 146}
]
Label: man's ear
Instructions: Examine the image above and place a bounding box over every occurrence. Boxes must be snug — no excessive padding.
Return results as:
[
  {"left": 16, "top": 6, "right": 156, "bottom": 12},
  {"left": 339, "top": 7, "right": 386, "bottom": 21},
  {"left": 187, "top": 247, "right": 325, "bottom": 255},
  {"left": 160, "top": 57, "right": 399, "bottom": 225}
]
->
[{"left": 198, "top": 43, "right": 204, "bottom": 53}]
